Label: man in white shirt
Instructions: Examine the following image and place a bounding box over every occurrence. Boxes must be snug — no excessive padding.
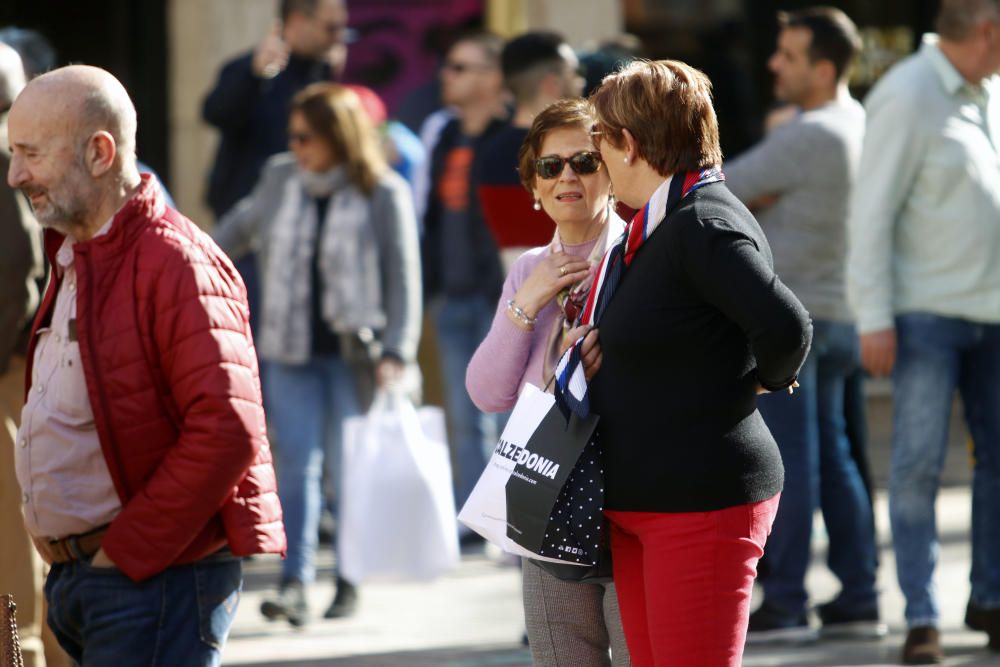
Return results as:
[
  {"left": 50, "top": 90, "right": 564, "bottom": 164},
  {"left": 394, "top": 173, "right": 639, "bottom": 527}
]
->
[
  {"left": 848, "top": 0, "right": 1000, "bottom": 662},
  {"left": 726, "top": 6, "right": 882, "bottom": 645}
]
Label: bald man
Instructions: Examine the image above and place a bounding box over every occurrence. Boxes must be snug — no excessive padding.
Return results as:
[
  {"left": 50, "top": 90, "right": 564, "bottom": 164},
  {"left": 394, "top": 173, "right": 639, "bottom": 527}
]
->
[{"left": 6, "top": 65, "right": 285, "bottom": 665}]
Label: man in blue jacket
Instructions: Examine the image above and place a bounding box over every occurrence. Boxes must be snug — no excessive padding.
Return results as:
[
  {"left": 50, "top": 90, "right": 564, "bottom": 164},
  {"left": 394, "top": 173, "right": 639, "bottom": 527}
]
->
[{"left": 202, "top": 0, "right": 349, "bottom": 330}]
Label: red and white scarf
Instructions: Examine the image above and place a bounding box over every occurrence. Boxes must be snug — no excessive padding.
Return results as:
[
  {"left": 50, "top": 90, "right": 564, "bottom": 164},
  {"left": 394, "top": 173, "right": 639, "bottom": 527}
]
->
[{"left": 542, "top": 210, "right": 627, "bottom": 385}]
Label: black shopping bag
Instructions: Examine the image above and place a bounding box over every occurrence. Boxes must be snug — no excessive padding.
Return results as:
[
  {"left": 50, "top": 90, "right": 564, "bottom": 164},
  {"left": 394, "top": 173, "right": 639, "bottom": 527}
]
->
[{"left": 504, "top": 406, "right": 601, "bottom": 565}]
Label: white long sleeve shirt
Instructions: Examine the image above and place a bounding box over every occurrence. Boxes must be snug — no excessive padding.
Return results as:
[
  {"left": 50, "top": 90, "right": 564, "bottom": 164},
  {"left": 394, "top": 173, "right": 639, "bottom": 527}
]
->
[{"left": 848, "top": 34, "right": 1000, "bottom": 333}]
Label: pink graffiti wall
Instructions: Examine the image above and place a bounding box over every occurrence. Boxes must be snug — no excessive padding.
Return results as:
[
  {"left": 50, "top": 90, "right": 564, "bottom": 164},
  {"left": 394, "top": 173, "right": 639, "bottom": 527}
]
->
[{"left": 344, "top": 0, "right": 485, "bottom": 115}]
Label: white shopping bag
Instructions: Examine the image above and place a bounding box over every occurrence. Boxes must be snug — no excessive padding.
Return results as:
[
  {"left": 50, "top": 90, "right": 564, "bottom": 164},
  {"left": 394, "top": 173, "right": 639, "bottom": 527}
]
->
[
  {"left": 338, "top": 390, "right": 459, "bottom": 583},
  {"left": 458, "top": 383, "right": 599, "bottom": 566}
]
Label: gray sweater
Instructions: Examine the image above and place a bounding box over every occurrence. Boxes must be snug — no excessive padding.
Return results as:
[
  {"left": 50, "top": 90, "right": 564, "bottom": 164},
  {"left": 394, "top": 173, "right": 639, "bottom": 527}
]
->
[
  {"left": 212, "top": 154, "right": 422, "bottom": 364},
  {"left": 725, "top": 96, "right": 865, "bottom": 323}
]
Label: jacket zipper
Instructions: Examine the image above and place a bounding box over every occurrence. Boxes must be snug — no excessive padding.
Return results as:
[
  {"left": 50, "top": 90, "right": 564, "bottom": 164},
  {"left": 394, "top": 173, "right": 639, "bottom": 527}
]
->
[{"left": 82, "top": 249, "right": 132, "bottom": 499}]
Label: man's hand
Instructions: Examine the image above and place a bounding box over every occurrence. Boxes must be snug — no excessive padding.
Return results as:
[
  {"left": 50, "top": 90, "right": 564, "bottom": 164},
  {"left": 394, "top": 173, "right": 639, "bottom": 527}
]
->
[
  {"left": 756, "top": 380, "right": 800, "bottom": 395},
  {"left": 860, "top": 328, "right": 897, "bottom": 377},
  {"left": 252, "top": 23, "right": 290, "bottom": 78},
  {"left": 375, "top": 357, "right": 404, "bottom": 388},
  {"left": 561, "top": 325, "right": 602, "bottom": 381},
  {"left": 90, "top": 547, "right": 118, "bottom": 570}
]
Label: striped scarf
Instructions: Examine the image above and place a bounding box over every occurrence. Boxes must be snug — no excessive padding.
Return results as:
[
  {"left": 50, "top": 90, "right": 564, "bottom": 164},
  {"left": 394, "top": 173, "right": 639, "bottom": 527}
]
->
[{"left": 554, "top": 168, "right": 725, "bottom": 418}]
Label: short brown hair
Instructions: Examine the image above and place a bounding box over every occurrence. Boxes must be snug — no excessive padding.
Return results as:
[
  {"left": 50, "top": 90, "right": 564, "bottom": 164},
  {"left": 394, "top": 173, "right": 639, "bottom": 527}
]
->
[
  {"left": 290, "top": 82, "right": 387, "bottom": 194},
  {"left": 778, "top": 7, "right": 862, "bottom": 82},
  {"left": 517, "top": 98, "right": 596, "bottom": 192},
  {"left": 590, "top": 59, "right": 722, "bottom": 176}
]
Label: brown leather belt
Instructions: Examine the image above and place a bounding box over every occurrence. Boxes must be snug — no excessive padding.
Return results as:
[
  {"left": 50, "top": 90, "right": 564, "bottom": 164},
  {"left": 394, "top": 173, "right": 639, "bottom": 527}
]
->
[{"left": 45, "top": 526, "right": 109, "bottom": 564}]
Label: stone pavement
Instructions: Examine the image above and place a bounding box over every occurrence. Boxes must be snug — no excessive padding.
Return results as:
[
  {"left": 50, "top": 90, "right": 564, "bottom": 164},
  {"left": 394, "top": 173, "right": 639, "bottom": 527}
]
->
[{"left": 223, "top": 396, "right": 1000, "bottom": 667}]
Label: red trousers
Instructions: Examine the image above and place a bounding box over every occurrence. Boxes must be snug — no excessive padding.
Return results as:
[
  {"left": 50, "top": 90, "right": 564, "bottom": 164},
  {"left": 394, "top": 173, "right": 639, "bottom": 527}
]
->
[{"left": 605, "top": 494, "right": 780, "bottom": 666}]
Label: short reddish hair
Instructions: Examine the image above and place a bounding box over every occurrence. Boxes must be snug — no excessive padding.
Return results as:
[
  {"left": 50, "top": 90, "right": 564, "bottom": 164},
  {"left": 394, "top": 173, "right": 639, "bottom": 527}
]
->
[
  {"left": 590, "top": 59, "right": 722, "bottom": 176},
  {"left": 517, "top": 98, "right": 596, "bottom": 192}
]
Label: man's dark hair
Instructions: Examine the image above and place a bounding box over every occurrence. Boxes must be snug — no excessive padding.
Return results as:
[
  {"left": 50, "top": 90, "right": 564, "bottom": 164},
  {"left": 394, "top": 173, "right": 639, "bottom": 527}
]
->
[
  {"left": 501, "top": 31, "right": 572, "bottom": 104},
  {"left": 450, "top": 30, "right": 504, "bottom": 67},
  {"left": 280, "top": 0, "right": 320, "bottom": 22},
  {"left": 778, "top": 6, "right": 862, "bottom": 81},
  {"left": 501, "top": 31, "right": 567, "bottom": 79}
]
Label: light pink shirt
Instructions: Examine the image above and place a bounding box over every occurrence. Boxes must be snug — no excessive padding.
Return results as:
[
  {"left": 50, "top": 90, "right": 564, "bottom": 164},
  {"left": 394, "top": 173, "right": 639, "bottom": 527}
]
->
[
  {"left": 466, "top": 237, "right": 601, "bottom": 413},
  {"left": 15, "top": 221, "right": 122, "bottom": 539}
]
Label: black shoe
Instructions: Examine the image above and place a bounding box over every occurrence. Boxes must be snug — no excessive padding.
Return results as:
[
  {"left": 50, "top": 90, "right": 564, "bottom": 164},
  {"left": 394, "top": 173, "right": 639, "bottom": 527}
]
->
[
  {"left": 817, "top": 598, "right": 888, "bottom": 639},
  {"left": 966, "top": 601, "right": 1000, "bottom": 651},
  {"left": 324, "top": 577, "right": 359, "bottom": 619},
  {"left": 260, "top": 578, "right": 309, "bottom": 627},
  {"left": 746, "top": 602, "right": 818, "bottom": 645}
]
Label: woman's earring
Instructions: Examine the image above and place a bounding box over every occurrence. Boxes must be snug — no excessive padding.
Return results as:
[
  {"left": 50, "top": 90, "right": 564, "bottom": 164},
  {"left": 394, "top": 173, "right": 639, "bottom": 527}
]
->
[
  {"left": 623, "top": 157, "right": 629, "bottom": 165},
  {"left": 533, "top": 198, "right": 541, "bottom": 211}
]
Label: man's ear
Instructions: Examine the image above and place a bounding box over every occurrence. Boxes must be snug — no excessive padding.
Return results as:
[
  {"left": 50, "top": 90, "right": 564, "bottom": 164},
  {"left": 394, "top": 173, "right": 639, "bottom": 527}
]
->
[
  {"left": 539, "top": 72, "right": 561, "bottom": 101},
  {"left": 85, "top": 131, "right": 117, "bottom": 177},
  {"left": 814, "top": 59, "right": 838, "bottom": 90}
]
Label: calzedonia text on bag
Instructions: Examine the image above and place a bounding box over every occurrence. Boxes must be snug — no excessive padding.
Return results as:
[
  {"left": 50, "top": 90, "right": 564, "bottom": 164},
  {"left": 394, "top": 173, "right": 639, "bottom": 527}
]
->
[
  {"left": 458, "top": 383, "right": 600, "bottom": 568},
  {"left": 493, "top": 438, "right": 561, "bottom": 481}
]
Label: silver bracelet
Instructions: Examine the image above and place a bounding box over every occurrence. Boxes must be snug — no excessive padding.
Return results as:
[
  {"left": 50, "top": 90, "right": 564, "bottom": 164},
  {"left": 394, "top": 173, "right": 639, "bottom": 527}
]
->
[{"left": 506, "top": 299, "right": 537, "bottom": 328}]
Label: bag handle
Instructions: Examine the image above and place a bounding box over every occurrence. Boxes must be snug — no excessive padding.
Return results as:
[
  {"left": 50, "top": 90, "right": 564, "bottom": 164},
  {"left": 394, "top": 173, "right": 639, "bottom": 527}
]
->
[{"left": 370, "top": 387, "right": 425, "bottom": 442}]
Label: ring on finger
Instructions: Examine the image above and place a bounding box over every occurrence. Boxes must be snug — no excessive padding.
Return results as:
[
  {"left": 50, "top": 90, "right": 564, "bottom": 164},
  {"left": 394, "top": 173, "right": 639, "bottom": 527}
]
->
[{"left": 559, "top": 265, "right": 567, "bottom": 276}]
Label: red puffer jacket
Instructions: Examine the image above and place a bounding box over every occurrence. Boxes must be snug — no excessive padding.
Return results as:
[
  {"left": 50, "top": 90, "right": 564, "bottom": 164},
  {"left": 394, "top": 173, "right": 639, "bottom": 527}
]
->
[{"left": 25, "top": 175, "right": 285, "bottom": 582}]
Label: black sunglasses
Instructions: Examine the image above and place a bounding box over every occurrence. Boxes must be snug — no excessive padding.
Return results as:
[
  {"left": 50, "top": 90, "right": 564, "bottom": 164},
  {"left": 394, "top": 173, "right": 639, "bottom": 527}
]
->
[
  {"left": 442, "top": 60, "right": 493, "bottom": 75},
  {"left": 535, "top": 151, "right": 602, "bottom": 180},
  {"left": 288, "top": 131, "right": 315, "bottom": 146}
]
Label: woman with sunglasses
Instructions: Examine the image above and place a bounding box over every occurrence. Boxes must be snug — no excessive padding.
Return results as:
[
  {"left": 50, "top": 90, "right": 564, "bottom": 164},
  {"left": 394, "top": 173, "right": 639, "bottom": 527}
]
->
[
  {"left": 466, "top": 98, "right": 630, "bottom": 666},
  {"left": 557, "top": 60, "right": 812, "bottom": 666},
  {"left": 213, "top": 82, "right": 421, "bottom": 626}
]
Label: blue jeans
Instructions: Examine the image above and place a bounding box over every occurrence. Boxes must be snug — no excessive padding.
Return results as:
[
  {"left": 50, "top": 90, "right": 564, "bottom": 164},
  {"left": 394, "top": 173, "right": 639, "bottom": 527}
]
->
[
  {"left": 757, "top": 319, "right": 878, "bottom": 617},
  {"left": 433, "top": 295, "right": 502, "bottom": 509},
  {"left": 45, "top": 552, "right": 241, "bottom": 666},
  {"left": 264, "top": 356, "right": 361, "bottom": 583},
  {"left": 891, "top": 313, "right": 1000, "bottom": 627}
]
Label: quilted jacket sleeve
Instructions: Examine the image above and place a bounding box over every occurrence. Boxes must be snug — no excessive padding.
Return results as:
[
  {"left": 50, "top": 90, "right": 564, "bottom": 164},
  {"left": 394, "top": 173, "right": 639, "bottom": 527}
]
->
[{"left": 101, "top": 230, "right": 273, "bottom": 580}]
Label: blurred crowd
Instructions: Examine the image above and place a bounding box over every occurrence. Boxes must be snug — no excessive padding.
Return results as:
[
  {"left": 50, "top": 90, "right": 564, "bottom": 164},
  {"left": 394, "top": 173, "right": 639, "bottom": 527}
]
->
[{"left": 2, "top": 0, "right": 1000, "bottom": 665}]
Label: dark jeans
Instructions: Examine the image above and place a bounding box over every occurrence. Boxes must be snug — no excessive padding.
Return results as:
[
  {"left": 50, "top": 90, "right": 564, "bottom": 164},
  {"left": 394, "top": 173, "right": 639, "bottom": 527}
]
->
[
  {"left": 45, "top": 552, "right": 242, "bottom": 666},
  {"left": 757, "top": 319, "right": 878, "bottom": 617}
]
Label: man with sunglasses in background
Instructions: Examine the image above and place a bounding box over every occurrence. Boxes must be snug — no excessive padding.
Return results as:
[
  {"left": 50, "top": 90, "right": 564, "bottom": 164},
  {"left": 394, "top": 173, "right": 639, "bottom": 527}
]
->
[
  {"left": 202, "top": 0, "right": 350, "bottom": 333},
  {"left": 723, "top": 7, "right": 881, "bottom": 645},
  {"left": 420, "top": 31, "right": 508, "bottom": 536},
  {"left": 475, "top": 31, "right": 585, "bottom": 273}
]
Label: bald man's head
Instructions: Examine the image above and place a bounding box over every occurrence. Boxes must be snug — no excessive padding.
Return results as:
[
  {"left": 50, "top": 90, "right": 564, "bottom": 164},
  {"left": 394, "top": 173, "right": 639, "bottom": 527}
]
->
[
  {"left": 25, "top": 65, "right": 138, "bottom": 161},
  {"left": 0, "top": 42, "right": 25, "bottom": 109},
  {"left": 7, "top": 65, "right": 141, "bottom": 238}
]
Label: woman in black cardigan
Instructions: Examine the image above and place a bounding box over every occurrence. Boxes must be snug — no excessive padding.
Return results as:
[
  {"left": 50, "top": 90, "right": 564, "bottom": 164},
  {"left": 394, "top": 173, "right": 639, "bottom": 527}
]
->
[{"left": 569, "top": 60, "right": 812, "bottom": 666}]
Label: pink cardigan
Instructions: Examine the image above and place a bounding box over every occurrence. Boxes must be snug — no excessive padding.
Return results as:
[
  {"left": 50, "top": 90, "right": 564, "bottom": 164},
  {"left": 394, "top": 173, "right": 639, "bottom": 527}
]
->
[{"left": 465, "top": 236, "right": 600, "bottom": 413}]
